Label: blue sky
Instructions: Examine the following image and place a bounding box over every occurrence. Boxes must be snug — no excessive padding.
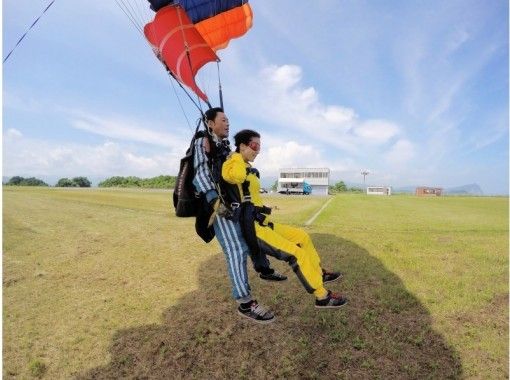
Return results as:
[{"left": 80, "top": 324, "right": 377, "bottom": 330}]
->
[{"left": 2, "top": 1, "right": 508, "bottom": 194}]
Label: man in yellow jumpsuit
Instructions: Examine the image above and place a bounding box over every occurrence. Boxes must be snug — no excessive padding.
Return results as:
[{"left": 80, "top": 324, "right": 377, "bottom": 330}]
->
[{"left": 222, "top": 129, "right": 347, "bottom": 308}]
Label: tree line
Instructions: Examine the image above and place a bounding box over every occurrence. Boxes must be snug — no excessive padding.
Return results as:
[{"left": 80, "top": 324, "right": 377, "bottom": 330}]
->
[
  {"left": 98, "top": 175, "right": 176, "bottom": 188},
  {"left": 6, "top": 176, "right": 354, "bottom": 192},
  {"left": 4, "top": 176, "right": 92, "bottom": 187},
  {"left": 4, "top": 175, "right": 177, "bottom": 188},
  {"left": 329, "top": 181, "right": 364, "bottom": 193}
]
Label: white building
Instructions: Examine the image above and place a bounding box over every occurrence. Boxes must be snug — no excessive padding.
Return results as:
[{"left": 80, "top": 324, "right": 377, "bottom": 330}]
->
[
  {"left": 277, "top": 168, "right": 330, "bottom": 196},
  {"left": 366, "top": 186, "right": 392, "bottom": 195}
]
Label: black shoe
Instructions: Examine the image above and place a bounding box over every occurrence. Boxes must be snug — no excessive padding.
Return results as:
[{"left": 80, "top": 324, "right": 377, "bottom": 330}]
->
[
  {"left": 322, "top": 269, "right": 342, "bottom": 284},
  {"left": 237, "top": 300, "right": 275, "bottom": 324},
  {"left": 259, "top": 271, "right": 287, "bottom": 281},
  {"left": 315, "top": 291, "right": 348, "bottom": 309}
]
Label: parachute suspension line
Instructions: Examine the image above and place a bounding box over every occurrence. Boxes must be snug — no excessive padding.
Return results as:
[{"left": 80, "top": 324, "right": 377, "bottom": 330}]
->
[
  {"left": 132, "top": 0, "right": 152, "bottom": 26},
  {"left": 131, "top": 0, "right": 152, "bottom": 27},
  {"left": 165, "top": 67, "right": 206, "bottom": 117},
  {"left": 216, "top": 61, "right": 224, "bottom": 110},
  {"left": 3, "top": 0, "right": 56, "bottom": 64},
  {"left": 114, "top": 0, "right": 144, "bottom": 36},
  {"left": 167, "top": 72, "right": 194, "bottom": 134},
  {"left": 117, "top": 2, "right": 205, "bottom": 130},
  {"left": 175, "top": 6, "right": 211, "bottom": 111}
]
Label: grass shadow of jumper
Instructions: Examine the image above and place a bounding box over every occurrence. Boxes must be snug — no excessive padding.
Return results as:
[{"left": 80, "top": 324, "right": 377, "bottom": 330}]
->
[{"left": 77, "top": 234, "right": 462, "bottom": 379}]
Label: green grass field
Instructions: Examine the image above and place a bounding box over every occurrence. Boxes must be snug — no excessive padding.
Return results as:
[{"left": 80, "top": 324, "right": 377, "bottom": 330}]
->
[{"left": 3, "top": 187, "right": 508, "bottom": 379}]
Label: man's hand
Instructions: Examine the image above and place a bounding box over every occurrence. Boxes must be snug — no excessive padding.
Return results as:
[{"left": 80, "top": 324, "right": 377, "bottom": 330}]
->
[
  {"left": 209, "top": 197, "right": 220, "bottom": 210},
  {"left": 207, "top": 198, "right": 220, "bottom": 227}
]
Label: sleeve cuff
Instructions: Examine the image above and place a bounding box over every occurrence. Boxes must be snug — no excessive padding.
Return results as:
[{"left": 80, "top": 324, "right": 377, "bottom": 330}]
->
[{"left": 205, "top": 189, "right": 218, "bottom": 203}]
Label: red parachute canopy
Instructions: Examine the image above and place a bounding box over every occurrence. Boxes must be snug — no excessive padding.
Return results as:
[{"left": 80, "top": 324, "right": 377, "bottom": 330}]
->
[
  {"left": 144, "top": 6, "right": 217, "bottom": 102},
  {"left": 144, "top": 1, "right": 253, "bottom": 102}
]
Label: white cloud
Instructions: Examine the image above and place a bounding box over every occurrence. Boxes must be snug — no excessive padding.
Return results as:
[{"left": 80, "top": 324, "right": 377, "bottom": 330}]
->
[
  {"left": 384, "top": 139, "right": 416, "bottom": 165},
  {"left": 70, "top": 113, "right": 189, "bottom": 150},
  {"left": 467, "top": 110, "right": 509, "bottom": 152},
  {"left": 3, "top": 91, "right": 49, "bottom": 114},
  {"left": 352, "top": 120, "right": 399, "bottom": 143},
  {"left": 3, "top": 136, "right": 181, "bottom": 178},
  {"left": 323, "top": 106, "right": 357, "bottom": 125},
  {"left": 5, "top": 128, "right": 23, "bottom": 140},
  {"left": 249, "top": 136, "right": 360, "bottom": 181},
  {"left": 2, "top": 90, "right": 193, "bottom": 151},
  {"left": 227, "top": 63, "right": 401, "bottom": 153},
  {"left": 398, "top": 18, "right": 504, "bottom": 132},
  {"left": 445, "top": 29, "right": 470, "bottom": 54},
  {"left": 256, "top": 140, "right": 324, "bottom": 176},
  {"left": 266, "top": 65, "right": 302, "bottom": 89},
  {"left": 220, "top": 61, "right": 422, "bottom": 184}
]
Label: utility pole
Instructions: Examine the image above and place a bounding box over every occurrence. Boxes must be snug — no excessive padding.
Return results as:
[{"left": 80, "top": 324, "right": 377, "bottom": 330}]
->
[{"left": 361, "top": 170, "right": 369, "bottom": 187}]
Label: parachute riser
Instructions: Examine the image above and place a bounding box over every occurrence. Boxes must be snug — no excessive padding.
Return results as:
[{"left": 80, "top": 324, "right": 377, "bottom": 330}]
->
[{"left": 217, "top": 61, "right": 224, "bottom": 110}]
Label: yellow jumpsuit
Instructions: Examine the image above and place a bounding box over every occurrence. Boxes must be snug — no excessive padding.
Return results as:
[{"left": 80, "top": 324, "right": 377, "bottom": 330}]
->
[{"left": 222, "top": 153, "right": 328, "bottom": 299}]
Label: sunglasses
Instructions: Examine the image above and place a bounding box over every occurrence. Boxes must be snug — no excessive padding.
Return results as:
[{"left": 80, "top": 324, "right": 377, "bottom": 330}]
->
[{"left": 248, "top": 141, "right": 261, "bottom": 152}]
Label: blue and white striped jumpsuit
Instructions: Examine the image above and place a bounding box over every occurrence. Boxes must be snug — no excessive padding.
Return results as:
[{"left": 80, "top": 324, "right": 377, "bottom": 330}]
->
[{"left": 192, "top": 136, "right": 252, "bottom": 303}]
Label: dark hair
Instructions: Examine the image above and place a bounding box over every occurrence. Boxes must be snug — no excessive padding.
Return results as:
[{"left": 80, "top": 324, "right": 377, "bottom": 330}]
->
[
  {"left": 233, "top": 129, "right": 260, "bottom": 152},
  {"left": 204, "top": 107, "right": 224, "bottom": 122}
]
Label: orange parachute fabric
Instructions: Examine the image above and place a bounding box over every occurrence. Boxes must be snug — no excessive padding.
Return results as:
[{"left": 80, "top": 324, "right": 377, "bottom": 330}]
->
[
  {"left": 144, "top": 1, "right": 253, "bottom": 102},
  {"left": 195, "top": 3, "right": 253, "bottom": 52}
]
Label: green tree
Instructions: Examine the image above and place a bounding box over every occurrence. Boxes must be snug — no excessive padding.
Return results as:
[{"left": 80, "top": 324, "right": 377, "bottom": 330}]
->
[
  {"left": 334, "top": 181, "right": 347, "bottom": 192},
  {"left": 6, "top": 176, "right": 48, "bottom": 186},
  {"left": 98, "top": 176, "right": 124, "bottom": 187},
  {"left": 98, "top": 175, "right": 177, "bottom": 189},
  {"left": 56, "top": 178, "right": 77, "bottom": 187},
  {"left": 144, "top": 175, "right": 176, "bottom": 188},
  {"left": 6, "top": 176, "right": 24, "bottom": 185},
  {"left": 23, "top": 177, "right": 49, "bottom": 186},
  {"left": 72, "top": 177, "right": 91, "bottom": 187},
  {"left": 271, "top": 180, "right": 278, "bottom": 191}
]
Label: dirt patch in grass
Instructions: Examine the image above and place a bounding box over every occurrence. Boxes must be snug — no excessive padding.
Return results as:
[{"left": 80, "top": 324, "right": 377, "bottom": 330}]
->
[{"left": 77, "top": 234, "right": 462, "bottom": 379}]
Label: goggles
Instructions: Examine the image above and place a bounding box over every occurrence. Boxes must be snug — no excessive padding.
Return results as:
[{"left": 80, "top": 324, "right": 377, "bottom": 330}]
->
[{"left": 248, "top": 141, "right": 261, "bottom": 152}]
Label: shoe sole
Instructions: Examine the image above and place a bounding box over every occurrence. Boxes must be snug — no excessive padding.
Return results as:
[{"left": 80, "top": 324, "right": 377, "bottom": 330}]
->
[
  {"left": 315, "top": 300, "right": 348, "bottom": 309},
  {"left": 323, "top": 274, "right": 343, "bottom": 284},
  {"left": 260, "top": 276, "right": 288, "bottom": 282},
  {"left": 237, "top": 310, "right": 276, "bottom": 324}
]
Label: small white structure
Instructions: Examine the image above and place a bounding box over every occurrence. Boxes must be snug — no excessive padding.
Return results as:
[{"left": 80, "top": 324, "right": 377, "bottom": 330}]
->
[
  {"left": 366, "top": 186, "right": 392, "bottom": 195},
  {"left": 278, "top": 168, "right": 330, "bottom": 196}
]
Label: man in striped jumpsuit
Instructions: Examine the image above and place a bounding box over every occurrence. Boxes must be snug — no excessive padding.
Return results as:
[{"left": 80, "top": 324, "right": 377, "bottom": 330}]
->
[{"left": 192, "top": 107, "right": 277, "bottom": 324}]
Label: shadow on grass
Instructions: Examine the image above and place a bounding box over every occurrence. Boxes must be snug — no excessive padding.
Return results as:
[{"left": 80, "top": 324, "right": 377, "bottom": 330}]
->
[{"left": 77, "top": 234, "right": 462, "bottom": 379}]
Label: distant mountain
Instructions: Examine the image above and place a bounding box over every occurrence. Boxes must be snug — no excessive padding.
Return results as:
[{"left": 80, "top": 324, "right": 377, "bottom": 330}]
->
[
  {"left": 391, "top": 186, "right": 415, "bottom": 194},
  {"left": 446, "top": 183, "right": 484, "bottom": 195},
  {"left": 392, "top": 183, "right": 484, "bottom": 195}
]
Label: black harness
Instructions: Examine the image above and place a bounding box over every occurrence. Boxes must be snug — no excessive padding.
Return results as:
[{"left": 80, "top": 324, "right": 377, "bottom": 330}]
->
[
  {"left": 194, "top": 130, "right": 237, "bottom": 243},
  {"left": 199, "top": 135, "right": 272, "bottom": 258},
  {"left": 233, "top": 167, "right": 274, "bottom": 260},
  {"left": 207, "top": 135, "right": 243, "bottom": 210}
]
